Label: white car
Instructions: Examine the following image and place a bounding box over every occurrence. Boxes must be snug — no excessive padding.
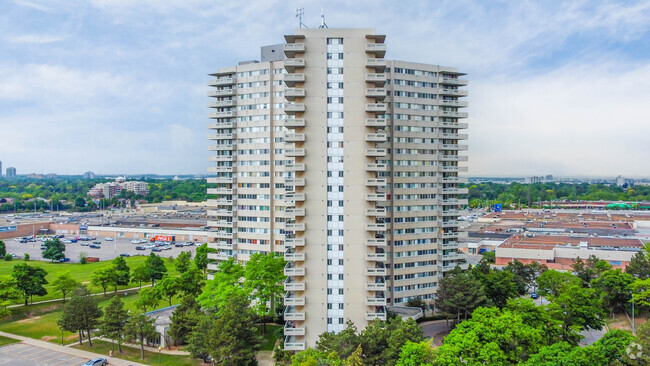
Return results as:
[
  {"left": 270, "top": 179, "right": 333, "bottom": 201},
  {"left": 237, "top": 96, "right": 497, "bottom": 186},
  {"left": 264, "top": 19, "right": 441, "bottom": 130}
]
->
[
  {"left": 104, "top": 237, "right": 113, "bottom": 241},
  {"left": 131, "top": 239, "right": 140, "bottom": 244}
]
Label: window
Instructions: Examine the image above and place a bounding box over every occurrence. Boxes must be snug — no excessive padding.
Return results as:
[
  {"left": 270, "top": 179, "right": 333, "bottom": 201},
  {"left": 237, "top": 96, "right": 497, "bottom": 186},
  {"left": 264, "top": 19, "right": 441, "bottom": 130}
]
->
[{"left": 327, "top": 38, "right": 343, "bottom": 45}]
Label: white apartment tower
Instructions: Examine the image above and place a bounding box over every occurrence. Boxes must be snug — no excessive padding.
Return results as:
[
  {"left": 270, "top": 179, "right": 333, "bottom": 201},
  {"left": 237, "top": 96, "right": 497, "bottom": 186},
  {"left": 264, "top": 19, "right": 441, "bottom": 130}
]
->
[{"left": 206, "top": 28, "right": 468, "bottom": 350}]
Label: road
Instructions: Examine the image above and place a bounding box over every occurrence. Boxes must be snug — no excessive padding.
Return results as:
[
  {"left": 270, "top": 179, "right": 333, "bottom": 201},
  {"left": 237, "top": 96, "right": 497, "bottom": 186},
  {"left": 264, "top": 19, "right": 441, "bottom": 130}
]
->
[{"left": 4, "top": 236, "right": 198, "bottom": 263}]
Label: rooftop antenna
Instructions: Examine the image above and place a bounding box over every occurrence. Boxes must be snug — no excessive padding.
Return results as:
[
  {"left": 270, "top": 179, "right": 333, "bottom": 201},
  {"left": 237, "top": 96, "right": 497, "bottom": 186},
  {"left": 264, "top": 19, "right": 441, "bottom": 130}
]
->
[
  {"left": 319, "top": 7, "right": 328, "bottom": 28},
  {"left": 296, "top": 8, "right": 307, "bottom": 28}
]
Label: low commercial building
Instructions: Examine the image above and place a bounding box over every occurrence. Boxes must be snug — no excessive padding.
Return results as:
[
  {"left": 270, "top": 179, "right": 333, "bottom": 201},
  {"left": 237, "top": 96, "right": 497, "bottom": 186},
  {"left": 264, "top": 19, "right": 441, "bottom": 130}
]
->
[{"left": 495, "top": 235, "right": 643, "bottom": 269}]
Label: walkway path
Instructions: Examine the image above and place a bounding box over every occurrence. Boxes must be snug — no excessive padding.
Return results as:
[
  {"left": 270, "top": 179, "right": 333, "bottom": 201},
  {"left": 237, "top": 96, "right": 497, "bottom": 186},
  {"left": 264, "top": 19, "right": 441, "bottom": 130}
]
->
[
  {"left": 8, "top": 285, "right": 150, "bottom": 309},
  {"left": 0, "top": 331, "right": 147, "bottom": 366},
  {"left": 72, "top": 336, "right": 191, "bottom": 356}
]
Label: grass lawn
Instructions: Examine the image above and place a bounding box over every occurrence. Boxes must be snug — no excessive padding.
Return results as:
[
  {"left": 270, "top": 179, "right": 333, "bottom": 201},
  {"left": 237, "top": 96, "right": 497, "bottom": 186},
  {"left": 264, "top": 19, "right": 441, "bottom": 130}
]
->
[
  {"left": 0, "top": 256, "right": 179, "bottom": 304},
  {"left": 258, "top": 324, "right": 282, "bottom": 351},
  {"left": 0, "top": 335, "right": 20, "bottom": 347},
  {"left": 0, "top": 291, "right": 182, "bottom": 344},
  {"left": 74, "top": 339, "right": 205, "bottom": 366}
]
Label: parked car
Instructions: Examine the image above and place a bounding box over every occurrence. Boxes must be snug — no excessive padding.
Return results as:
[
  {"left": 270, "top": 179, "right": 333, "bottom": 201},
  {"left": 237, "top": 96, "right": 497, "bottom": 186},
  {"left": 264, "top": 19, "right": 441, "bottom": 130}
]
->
[
  {"left": 59, "top": 257, "right": 71, "bottom": 262},
  {"left": 80, "top": 242, "right": 89, "bottom": 246},
  {"left": 162, "top": 245, "right": 172, "bottom": 251},
  {"left": 83, "top": 358, "right": 107, "bottom": 366},
  {"left": 104, "top": 237, "right": 113, "bottom": 241},
  {"left": 119, "top": 253, "right": 131, "bottom": 257},
  {"left": 89, "top": 244, "right": 101, "bottom": 249},
  {"left": 92, "top": 241, "right": 101, "bottom": 245},
  {"left": 135, "top": 246, "right": 146, "bottom": 251},
  {"left": 152, "top": 247, "right": 162, "bottom": 252},
  {"left": 131, "top": 239, "right": 140, "bottom": 244},
  {"left": 8, "top": 253, "right": 18, "bottom": 258},
  {"left": 530, "top": 292, "right": 539, "bottom": 299},
  {"left": 174, "top": 243, "right": 184, "bottom": 247}
]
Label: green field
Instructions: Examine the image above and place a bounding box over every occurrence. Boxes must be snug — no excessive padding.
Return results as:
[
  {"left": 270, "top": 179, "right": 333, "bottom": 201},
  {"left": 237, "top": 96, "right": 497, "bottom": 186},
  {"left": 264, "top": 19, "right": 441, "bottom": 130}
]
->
[
  {"left": 0, "top": 256, "right": 179, "bottom": 304},
  {"left": 0, "top": 335, "right": 20, "bottom": 347},
  {"left": 74, "top": 340, "right": 205, "bottom": 366}
]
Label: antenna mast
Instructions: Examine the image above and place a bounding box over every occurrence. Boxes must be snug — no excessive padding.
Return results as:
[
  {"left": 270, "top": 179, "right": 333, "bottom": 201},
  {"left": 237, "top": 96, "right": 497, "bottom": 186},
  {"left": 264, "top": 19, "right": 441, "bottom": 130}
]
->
[
  {"left": 319, "top": 8, "right": 328, "bottom": 28},
  {"left": 296, "top": 8, "right": 307, "bottom": 28}
]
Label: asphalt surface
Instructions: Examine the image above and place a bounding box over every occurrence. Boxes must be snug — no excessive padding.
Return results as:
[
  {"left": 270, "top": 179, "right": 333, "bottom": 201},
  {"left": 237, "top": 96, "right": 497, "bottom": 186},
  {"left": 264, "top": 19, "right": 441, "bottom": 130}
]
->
[
  {"left": 0, "top": 343, "right": 86, "bottom": 366},
  {"left": 4, "top": 236, "right": 198, "bottom": 263}
]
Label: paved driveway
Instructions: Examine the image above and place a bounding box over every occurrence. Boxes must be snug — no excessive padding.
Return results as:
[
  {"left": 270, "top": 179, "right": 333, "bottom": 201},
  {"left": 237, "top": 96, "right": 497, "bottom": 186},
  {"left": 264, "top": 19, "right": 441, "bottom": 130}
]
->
[{"left": 0, "top": 343, "right": 86, "bottom": 366}]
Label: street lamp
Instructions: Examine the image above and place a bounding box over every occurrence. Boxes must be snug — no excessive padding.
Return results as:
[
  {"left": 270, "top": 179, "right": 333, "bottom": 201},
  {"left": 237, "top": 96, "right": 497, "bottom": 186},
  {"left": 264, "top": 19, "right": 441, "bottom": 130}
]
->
[{"left": 158, "top": 346, "right": 162, "bottom": 366}]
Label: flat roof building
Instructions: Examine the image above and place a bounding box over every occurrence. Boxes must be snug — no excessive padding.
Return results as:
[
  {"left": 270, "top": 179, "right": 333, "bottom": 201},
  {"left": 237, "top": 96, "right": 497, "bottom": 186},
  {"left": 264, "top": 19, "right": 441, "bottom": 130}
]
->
[{"left": 206, "top": 28, "right": 468, "bottom": 350}]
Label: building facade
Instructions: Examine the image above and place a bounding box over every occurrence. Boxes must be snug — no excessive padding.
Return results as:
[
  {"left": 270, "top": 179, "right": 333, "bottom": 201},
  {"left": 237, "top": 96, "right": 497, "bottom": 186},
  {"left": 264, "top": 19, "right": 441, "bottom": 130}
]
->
[
  {"left": 6, "top": 167, "right": 16, "bottom": 178},
  {"left": 206, "top": 28, "right": 468, "bottom": 350}
]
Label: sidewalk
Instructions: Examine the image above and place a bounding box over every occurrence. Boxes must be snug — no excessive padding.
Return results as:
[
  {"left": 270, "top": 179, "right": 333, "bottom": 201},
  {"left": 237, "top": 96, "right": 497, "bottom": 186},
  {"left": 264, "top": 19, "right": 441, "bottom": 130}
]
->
[
  {"left": 75, "top": 336, "right": 190, "bottom": 356},
  {"left": 0, "top": 331, "right": 147, "bottom": 366},
  {"left": 8, "top": 285, "right": 150, "bottom": 309}
]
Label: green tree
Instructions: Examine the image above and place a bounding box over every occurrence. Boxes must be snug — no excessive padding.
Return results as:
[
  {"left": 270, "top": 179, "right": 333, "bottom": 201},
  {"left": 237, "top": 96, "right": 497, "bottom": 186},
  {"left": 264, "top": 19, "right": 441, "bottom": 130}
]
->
[
  {"left": 111, "top": 256, "right": 130, "bottom": 287},
  {"left": 626, "top": 251, "right": 650, "bottom": 280},
  {"left": 359, "top": 317, "right": 425, "bottom": 366},
  {"left": 154, "top": 275, "right": 180, "bottom": 306},
  {"left": 174, "top": 251, "right": 192, "bottom": 273},
  {"left": 179, "top": 265, "right": 205, "bottom": 297},
  {"left": 98, "top": 295, "right": 129, "bottom": 353},
  {"left": 194, "top": 243, "right": 210, "bottom": 273},
  {"left": 11, "top": 263, "right": 48, "bottom": 305},
  {"left": 131, "top": 265, "right": 149, "bottom": 289},
  {"left": 91, "top": 267, "right": 117, "bottom": 295},
  {"left": 198, "top": 258, "right": 245, "bottom": 310},
  {"left": 42, "top": 237, "right": 65, "bottom": 262},
  {"left": 481, "top": 251, "right": 495, "bottom": 264},
  {"left": 548, "top": 285, "right": 604, "bottom": 342},
  {"left": 187, "top": 312, "right": 217, "bottom": 362},
  {"left": 51, "top": 272, "right": 79, "bottom": 303},
  {"left": 124, "top": 311, "right": 157, "bottom": 359},
  {"left": 244, "top": 252, "right": 286, "bottom": 333},
  {"left": 536, "top": 269, "right": 581, "bottom": 297},
  {"left": 434, "top": 268, "right": 487, "bottom": 324},
  {"left": 591, "top": 269, "right": 634, "bottom": 316},
  {"left": 291, "top": 349, "right": 342, "bottom": 366},
  {"left": 346, "top": 344, "right": 363, "bottom": 366},
  {"left": 481, "top": 270, "right": 519, "bottom": 308},
  {"left": 58, "top": 286, "right": 102, "bottom": 346},
  {"left": 0, "top": 275, "right": 22, "bottom": 316},
  {"left": 395, "top": 341, "right": 435, "bottom": 366},
  {"left": 505, "top": 298, "right": 573, "bottom": 346},
  {"left": 135, "top": 286, "right": 161, "bottom": 312},
  {"left": 144, "top": 252, "right": 167, "bottom": 285},
  {"left": 504, "top": 260, "right": 535, "bottom": 295},
  {"left": 316, "top": 321, "right": 361, "bottom": 359},
  {"left": 0, "top": 240, "right": 5, "bottom": 257},
  {"left": 169, "top": 295, "right": 202, "bottom": 345}
]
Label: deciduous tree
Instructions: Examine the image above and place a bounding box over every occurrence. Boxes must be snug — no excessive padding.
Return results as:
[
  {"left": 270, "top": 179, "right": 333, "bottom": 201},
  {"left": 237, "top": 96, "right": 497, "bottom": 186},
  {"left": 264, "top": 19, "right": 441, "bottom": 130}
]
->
[
  {"left": 124, "top": 311, "right": 157, "bottom": 359},
  {"left": 11, "top": 263, "right": 48, "bottom": 305},
  {"left": 198, "top": 258, "right": 245, "bottom": 310},
  {"left": 174, "top": 251, "right": 192, "bottom": 273},
  {"left": 153, "top": 275, "right": 180, "bottom": 306},
  {"left": 0, "top": 275, "right": 21, "bottom": 316},
  {"left": 131, "top": 265, "right": 149, "bottom": 289},
  {"left": 144, "top": 252, "right": 167, "bottom": 285},
  {"left": 244, "top": 252, "right": 286, "bottom": 333},
  {"left": 536, "top": 269, "right": 580, "bottom": 298},
  {"left": 42, "top": 237, "right": 65, "bottom": 262},
  {"left": 51, "top": 272, "right": 79, "bottom": 303},
  {"left": 169, "top": 295, "right": 201, "bottom": 345},
  {"left": 99, "top": 295, "right": 129, "bottom": 353},
  {"left": 58, "top": 286, "right": 102, "bottom": 346},
  {"left": 434, "top": 269, "right": 487, "bottom": 323},
  {"left": 91, "top": 267, "right": 117, "bottom": 295},
  {"left": 111, "top": 256, "right": 130, "bottom": 287}
]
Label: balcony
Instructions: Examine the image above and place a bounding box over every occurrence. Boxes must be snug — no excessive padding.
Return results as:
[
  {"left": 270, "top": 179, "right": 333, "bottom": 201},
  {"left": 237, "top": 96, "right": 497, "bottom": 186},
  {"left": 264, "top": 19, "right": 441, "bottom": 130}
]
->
[
  {"left": 284, "top": 58, "right": 305, "bottom": 72},
  {"left": 285, "top": 163, "right": 306, "bottom": 172},
  {"left": 207, "top": 88, "right": 236, "bottom": 97},
  {"left": 284, "top": 88, "right": 305, "bottom": 101},
  {"left": 284, "top": 294, "right": 306, "bottom": 306},
  {"left": 284, "top": 148, "right": 306, "bottom": 157},
  {"left": 366, "top": 312, "right": 387, "bottom": 321},
  {"left": 366, "top": 193, "right": 387, "bottom": 201},
  {"left": 366, "top": 164, "right": 388, "bottom": 172},
  {"left": 208, "top": 144, "right": 235, "bottom": 151},
  {"left": 207, "top": 187, "right": 233, "bottom": 194},
  {"left": 365, "top": 58, "right": 387, "bottom": 71},
  {"left": 440, "top": 99, "right": 468, "bottom": 108},
  {"left": 440, "top": 111, "right": 469, "bottom": 119},
  {"left": 366, "top": 88, "right": 387, "bottom": 100},
  {"left": 365, "top": 148, "right": 387, "bottom": 157},
  {"left": 439, "top": 155, "right": 469, "bottom": 162},
  {"left": 284, "top": 252, "right": 306, "bottom": 261},
  {"left": 366, "top": 103, "right": 388, "bottom": 113},
  {"left": 213, "top": 241, "right": 234, "bottom": 250},
  {"left": 365, "top": 297, "right": 388, "bottom": 306},
  {"left": 366, "top": 238, "right": 387, "bottom": 246},
  {"left": 285, "top": 223, "right": 306, "bottom": 231},
  {"left": 284, "top": 73, "right": 305, "bottom": 86},
  {"left": 440, "top": 77, "right": 468, "bottom": 86},
  {"left": 366, "top": 178, "right": 387, "bottom": 186},
  {"left": 439, "top": 88, "right": 468, "bottom": 97},
  {"left": 441, "top": 187, "right": 469, "bottom": 194},
  {"left": 284, "top": 103, "right": 305, "bottom": 114},
  {"left": 284, "top": 118, "right": 305, "bottom": 127},
  {"left": 286, "top": 207, "right": 305, "bottom": 216},
  {"left": 441, "top": 121, "right": 469, "bottom": 129},
  {"left": 208, "top": 111, "right": 236, "bottom": 119},
  {"left": 366, "top": 73, "right": 387, "bottom": 86},
  {"left": 207, "top": 155, "right": 234, "bottom": 162},
  {"left": 284, "top": 281, "right": 305, "bottom": 291},
  {"left": 441, "top": 220, "right": 459, "bottom": 228},
  {"left": 285, "top": 178, "right": 305, "bottom": 186},
  {"left": 441, "top": 198, "right": 469, "bottom": 206},
  {"left": 366, "top": 207, "right": 387, "bottom": 216},
  {"left": 207, "top": 209, "right": 234, "bottom": 216},
  {"left": 366, "top": 267, "right": 387, "bottom": 276},
  {"left": 442, "top": 242, "right": 460, "bottom": 249},
  {"left": 365, "top": 133, "right": 387, "bottom": 142},
  {"left": 207, "top": 122, "right": 235, "bottom": 130},
  {"left": 366, "top": 282, "right": 387, "bottom": 291},
  {"left": 442, "top": 263, "right": 469, "bottom": 272},
  {"left": 284, "top": 43, "right": 306, "bottom": 56},
  {"left": 285, "top": 193, "right": 305, "bottom": 202},
  {"left": 207, "top": 166, "right": 234, "bottom": 173},
  {"left": 207, "top": 220, "right": 233, "bottom": 228},
  {"left": 441, "top": 252, "right": 464, "bottom": 261},
  {"left": 284, "top": 264, "right": 305, "bottom": 276},
  {"left": 214, "top": 252, "right": 233, "bottom": 261},
  {"left": 284, "top": 326, "right": 306, "bottom": 336},
  {"left": 285, "top": 238, "right": 305, "bottom": 247},
  {"left": 208, "top": 77, "right": 236, "bottom": 86},
  {"left": 207, "top": 263, "right": 219, "bottom": 271},
  {"left": 285, "top": 133, "right": 306, "bottom": 143},
  {"left": 440, "top": 132, "right": 469, "bottom": 139},
  {"left": 207, "top": 99, "right": 235, "bottom": 108},
  {"left": 366, "top": 223, "right": 387, "bottom": 231},
  {"left": 441, "top": 144, "right": 469, "bottom": 151},
  {"left": 284, "top": 307, "right": 305, "bottom": 321},
  {"left": 366, "top": 252, "right": 388, "bottom": 261},
  {"left": 284, "top": 342, "right": 306, "bottom": 351},
  {"left": 365, "top": 43, "right": 387, "bottom": 57},
  {"left": 366, "top": 118, "right": 387, "bottom": 127}
]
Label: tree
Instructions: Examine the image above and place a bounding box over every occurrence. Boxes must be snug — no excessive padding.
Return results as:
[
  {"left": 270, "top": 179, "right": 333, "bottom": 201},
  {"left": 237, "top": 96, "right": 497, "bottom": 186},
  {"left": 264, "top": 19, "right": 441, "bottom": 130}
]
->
[
  {"left": 536, "top": 269, "right": 581, "bottom": 298},
  {"left": 169, "top": 295, "right": 202, "bottom": 345},
  {"left": 51, "top": 272, "right": 79, "bottom": 303},
  {"left": 198, "top": 258, "right": 245, "bottom": 310},
  {"left": 590, "top": 269, "right": 633, "bottom": 316},
  {"left": 406, "top": 298, "right": 428, "bottom": 314},
  {"left": 42, "top": 237, "right": 65, "bottom": 262},
  {"left": 0, "top": 240, "right": 5, "bottom": 257},
  {"left": 626, "top": 251, "right": 650, "bottom": 280},
  {"left": 207, "top": 292, "right": 260, "bottom": 365},
  {"left": 187, "top": 312, "right": 217, "bottom": 362},
  {"left": 124, "top": 311, "right": 157, "bottom": 359},
  {"left": 396, "top": 341, "right": 435, "bottom": 366},
  {"left": 112, "top": 256, "right": 130, "bottom": 287},
  {"left": 316, "top": 321, "right": 361, "bottom": 359},
  {"left": 144, "top": 252, "right": 167, "bottom": 285},
  {"left": 346, "top": 344, "right": 363, "bottom": 366},
  {"left": 504, "top": 260, "right": 535, "bottom": 295},
  {"left": 359, "top": 317, "right": 425, "bottom": 365},
  {"left": 153, "top": 275, "right": 180, "bottom": 306},
  {"left": 506, "top": 298, "right": 574, "bottom": 346},
  {"left": 11, "top": 263, "right": 48, "bottom": 305},
  {"left": 179, "top": 265, "right": 205, "bottom": 297},
  {"left": 244, "top": 252, "right": 286, "bottom": 333},
  {"left": 91, "top": 267, "right": 118, "bottom": 295},
  {"left": 434, "top": 269, "right": 487, "bottom": 323},
  {"left": 131, "top": 265, "right": 149, "bottom": 289},
  {"left": 481, "top": 270, "right": 519, "bottom": 308},
  {"left": 135, "top": 287, "right": 161, "bottom": 312},
  {"left": 0, "top": 275, "right": 22, "bottom": 316},
  {"left": 99, "top": 295, "right": 129, "bottom": 353},
  {"left": 434, "top": 307, "right": 543, "bottom": 365},
  {"left": 548, "top": 285, "right": 604, "bottom": 342},
  {"left": 174, "top": 251, "right": 192, "bottom": 273},
  {"left": 194, "top": 243, "right": 209, "bottom": 273},
  {"left": 291, "top": 349, "right": 342, "bottom": 366},
  {"left": 481, "top": 251, "right": 495, "bottom": 264},
  {"left": 58, "top": 286, "right": 102, "bottom": 346}
]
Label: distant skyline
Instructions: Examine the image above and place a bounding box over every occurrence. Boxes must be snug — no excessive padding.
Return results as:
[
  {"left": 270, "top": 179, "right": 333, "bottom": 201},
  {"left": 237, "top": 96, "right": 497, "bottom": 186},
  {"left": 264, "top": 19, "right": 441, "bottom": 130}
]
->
[{"left": 1, "top": 0, "right": 649, "bottom": 176}]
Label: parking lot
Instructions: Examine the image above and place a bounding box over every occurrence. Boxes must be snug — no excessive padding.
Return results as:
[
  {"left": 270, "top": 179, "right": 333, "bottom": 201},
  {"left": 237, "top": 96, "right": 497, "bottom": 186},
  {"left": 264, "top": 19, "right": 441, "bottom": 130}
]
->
[
  {"left": 0, "top": 343, "right": 86, "bottom": 366},
  {"left": 4, "top": 235, "right": 199, "bottom": 263}
]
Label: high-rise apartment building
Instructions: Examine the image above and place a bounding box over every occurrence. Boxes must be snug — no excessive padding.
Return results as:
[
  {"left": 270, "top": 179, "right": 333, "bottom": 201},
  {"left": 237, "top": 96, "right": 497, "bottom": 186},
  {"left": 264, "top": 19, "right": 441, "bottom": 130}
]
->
[
  {"left": 206, "top": 28, "right": 468, "bottom": 350},
  {"left": 6, "top": 167, "right": 16, "bottom": 178}
]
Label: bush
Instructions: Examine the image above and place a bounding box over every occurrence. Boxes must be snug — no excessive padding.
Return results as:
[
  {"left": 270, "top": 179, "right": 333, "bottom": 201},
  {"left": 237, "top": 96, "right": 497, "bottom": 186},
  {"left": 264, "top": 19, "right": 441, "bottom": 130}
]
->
[
  {"left": 24, "top": 253, "right": 30, "bottom": 261},
  {"left": 4, "top": 254, "right": 13, "bottom": 261},
  {"left": 79, "top": 251, "right": 87, "bottom": 264}
]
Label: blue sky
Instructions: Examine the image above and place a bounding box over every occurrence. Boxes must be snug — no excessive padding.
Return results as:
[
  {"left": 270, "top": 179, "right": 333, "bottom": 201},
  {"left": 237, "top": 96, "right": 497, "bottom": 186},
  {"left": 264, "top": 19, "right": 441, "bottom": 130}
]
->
[{"left": 1, "top": 0, "right": 649, "bottom": 176}]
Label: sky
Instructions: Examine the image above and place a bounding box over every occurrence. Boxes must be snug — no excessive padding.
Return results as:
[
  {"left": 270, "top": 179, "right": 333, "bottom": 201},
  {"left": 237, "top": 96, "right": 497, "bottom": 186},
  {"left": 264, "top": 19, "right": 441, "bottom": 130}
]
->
[{"left": 1, "top": 0, "right": 649, "bottom": 177}]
